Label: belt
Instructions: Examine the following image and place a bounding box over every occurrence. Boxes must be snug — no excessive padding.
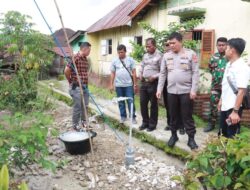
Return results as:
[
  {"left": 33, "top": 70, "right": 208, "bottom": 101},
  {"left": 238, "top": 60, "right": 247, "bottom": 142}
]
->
[
  {"left": 211, "top": 90, "right": 221, "bottom": 94},
  {"left": 141, "top": 78, "right": 158, "bottom": 83},
  {"left": 72, "top": 82, "right": 88, "bottom": 90}
]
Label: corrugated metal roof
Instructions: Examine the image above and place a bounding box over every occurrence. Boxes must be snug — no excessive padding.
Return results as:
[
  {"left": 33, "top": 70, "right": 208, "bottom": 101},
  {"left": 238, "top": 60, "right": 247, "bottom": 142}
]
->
[
  {"left": 69, "top": 30, "right": 86, "bottom": 43},
  {"left": 87, "top": 0, "right": 151, "bottom": 33},
  {"left": 52, "top": 47, "right": 71, "bottom": 57}
]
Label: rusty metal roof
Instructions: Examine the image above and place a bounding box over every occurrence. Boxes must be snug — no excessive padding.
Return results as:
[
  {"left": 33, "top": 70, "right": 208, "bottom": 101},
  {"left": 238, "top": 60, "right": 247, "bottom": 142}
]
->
[
  {"left": 52, "top": 47, "right": 71, "bottom": 57},
  {"left": 87, "top": 0, "right": 151, "bottom": 33}
]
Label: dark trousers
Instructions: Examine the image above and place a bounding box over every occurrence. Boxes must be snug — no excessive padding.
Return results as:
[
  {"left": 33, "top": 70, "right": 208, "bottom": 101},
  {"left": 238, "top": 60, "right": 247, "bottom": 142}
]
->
[
  {"left": 168, "top": 93, "right": 196, "bottom": 136},
  {"left": 140, "top": 81, "right": 158, "bottom": 127},
  {"left": 220, "top": 108, "right": 243, "bottom": 138},
  {"left": 163, "top": 84, "right": 183, "bottom": 129}
]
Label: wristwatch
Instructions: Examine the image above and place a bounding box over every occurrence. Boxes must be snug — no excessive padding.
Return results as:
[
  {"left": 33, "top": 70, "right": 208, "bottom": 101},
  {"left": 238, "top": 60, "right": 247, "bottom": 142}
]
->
[{"left": 233, "top": 108, "right": 239, "bottom": 113}]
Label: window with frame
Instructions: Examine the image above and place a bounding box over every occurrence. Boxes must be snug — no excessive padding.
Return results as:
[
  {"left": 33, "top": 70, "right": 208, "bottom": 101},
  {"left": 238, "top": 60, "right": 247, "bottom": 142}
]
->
[
  {"left": 183, "top": 29, "right": 214, "bottom": 68},
  {"left": 108, "top": 39, "right": 112, "bottom": 54},
  {"left": 167, "top": 0, "right": 202, "bottom": 8},
  {"left": 101, "top": 39, "right": 112, "bottom": 55},
  {"left": 134, "top": 36, "right": 143, "bottom": 46}
]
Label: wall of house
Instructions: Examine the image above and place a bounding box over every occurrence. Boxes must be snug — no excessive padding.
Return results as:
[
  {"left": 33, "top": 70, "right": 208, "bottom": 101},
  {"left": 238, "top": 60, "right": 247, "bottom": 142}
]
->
[
  {"left": 203, "top": 0, "right": 250, "bottom": 59},
  {"left": 71, "top": 36, "right": 86, "bottom": 53},
  {"left": 166, "top": 0, "right": 250, "bottom": 60},
  {"left": 87, "top": 6, "right": 163, "bottom": 75}
]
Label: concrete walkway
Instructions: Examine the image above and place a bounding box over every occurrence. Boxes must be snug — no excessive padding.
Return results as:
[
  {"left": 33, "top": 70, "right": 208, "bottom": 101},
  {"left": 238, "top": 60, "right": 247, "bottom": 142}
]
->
[{"left": 41, "top": 80, "right": 216, "bottom": 154}]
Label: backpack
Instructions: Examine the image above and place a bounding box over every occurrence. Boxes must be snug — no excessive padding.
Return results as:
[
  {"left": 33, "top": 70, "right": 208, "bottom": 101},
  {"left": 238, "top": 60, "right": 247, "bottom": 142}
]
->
[
  {"left": 242, "top": 85, "right": 250, "bottom": 109},
  {"left": 227, "top": 76, "right": 250, "bottom": 110}
]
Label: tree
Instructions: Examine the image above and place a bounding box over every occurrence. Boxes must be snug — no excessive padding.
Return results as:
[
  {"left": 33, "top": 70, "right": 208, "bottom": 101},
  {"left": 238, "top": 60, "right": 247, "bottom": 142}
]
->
[
  {"left": 0, "top": 11, "right": 54, "bottom": 72},
  {"left": 0, "top": 11, "right": 54, "bottom": 110},
  {"left": 130, "top": 18, "right": 203, "bottom": 61}
]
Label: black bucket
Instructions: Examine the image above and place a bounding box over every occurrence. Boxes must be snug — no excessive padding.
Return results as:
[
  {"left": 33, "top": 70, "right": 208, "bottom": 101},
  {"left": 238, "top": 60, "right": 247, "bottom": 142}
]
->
[{"left": 59, "top": 131, "right": 97, "bottom": 155}]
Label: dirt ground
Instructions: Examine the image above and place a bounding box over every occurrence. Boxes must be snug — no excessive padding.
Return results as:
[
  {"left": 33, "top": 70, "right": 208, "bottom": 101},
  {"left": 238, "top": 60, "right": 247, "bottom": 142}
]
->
[{"left": 11, "top": 100, "right": 185, "bottom": 190}]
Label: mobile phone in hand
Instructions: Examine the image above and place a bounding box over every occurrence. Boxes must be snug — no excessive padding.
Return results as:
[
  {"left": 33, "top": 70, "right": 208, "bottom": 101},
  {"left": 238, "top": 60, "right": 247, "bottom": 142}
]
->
[{"left": 226, "top": 118, "right": 232, "bottom": 126}]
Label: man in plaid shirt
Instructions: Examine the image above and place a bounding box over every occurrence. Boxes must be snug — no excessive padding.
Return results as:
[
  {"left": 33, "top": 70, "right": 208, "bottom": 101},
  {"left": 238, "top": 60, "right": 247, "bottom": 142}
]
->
[{"left": 64, "top": 42, "right": 91, "bottom": 131}]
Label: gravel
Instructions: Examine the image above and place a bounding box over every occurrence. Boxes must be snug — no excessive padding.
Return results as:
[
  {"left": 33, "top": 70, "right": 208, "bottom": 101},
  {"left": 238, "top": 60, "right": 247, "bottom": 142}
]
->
[{"left": 12, "top": 100, "right": 184, "bottom": 190}]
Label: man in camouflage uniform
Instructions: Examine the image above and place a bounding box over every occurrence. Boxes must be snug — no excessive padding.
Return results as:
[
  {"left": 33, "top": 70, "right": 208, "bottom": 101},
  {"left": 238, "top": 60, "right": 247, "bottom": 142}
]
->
[{"left": 204, "top": 37, "right": 228, "bottom": 132}]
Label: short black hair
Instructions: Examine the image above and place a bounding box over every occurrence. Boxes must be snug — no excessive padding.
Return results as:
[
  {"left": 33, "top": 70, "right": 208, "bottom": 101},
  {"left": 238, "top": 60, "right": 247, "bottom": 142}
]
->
[
  {"left": 227, "top": 38, "right": 246, "bottom": 56},
  {"left": 217, "top": 37, "right": 227, "bottom": 43},
  {"left": 168, "top": 32, "right": 183, "bottom": 42},
  {"left": 117, "top": 44, "right": 126, "bottom": 52},
  {"left": 80, "top": 42, "right": 91, "bottom": 48},
  {"left": 146, "top": 38, "right": 156, "bottom": 46}
]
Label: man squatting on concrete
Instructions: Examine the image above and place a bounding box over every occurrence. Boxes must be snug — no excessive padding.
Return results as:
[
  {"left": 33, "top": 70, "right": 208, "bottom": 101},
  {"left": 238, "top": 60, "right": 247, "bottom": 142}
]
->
[{"left": 64, "top": 42, "right": 91, "bottom": 131}]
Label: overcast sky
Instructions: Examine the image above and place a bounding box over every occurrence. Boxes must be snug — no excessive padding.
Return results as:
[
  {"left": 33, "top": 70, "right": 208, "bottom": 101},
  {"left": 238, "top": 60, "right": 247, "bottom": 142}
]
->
[{"left": 0, "top": 0, "right": 124, "bottom": 34}]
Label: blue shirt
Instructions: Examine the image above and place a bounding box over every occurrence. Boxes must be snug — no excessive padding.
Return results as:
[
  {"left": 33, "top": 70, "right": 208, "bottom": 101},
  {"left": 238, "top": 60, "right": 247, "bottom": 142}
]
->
[{"left": 110, "top": 56, "right": 136, "bottom": 87}]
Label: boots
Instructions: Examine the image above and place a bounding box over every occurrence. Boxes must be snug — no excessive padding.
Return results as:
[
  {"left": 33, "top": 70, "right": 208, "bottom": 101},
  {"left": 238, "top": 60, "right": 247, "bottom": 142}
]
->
[
  {"left": 187, "top": 136, "right": 198, "bottom": 150},
  {"left": 203, "top": 122, "right": 215, "bottom": 132},
  {"left": 139, "top": 123, "right": 148, "bottom": 130},
  {"left": 167, "top": 133, "right": 179, "bottom": 147}
]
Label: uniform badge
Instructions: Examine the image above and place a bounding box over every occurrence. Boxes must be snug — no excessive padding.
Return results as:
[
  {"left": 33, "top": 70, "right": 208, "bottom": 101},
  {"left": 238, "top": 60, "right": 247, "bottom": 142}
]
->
[
  {"left": 168, "top": 59, "right": 174, "bottom": 65},
  {"left": 181, "top": 64, "right": 189, "bottom": 70}
]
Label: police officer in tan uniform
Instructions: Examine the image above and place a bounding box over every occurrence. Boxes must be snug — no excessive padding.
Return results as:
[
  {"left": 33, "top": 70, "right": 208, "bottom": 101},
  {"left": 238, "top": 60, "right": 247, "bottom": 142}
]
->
[
  {"left": 156, "top": 32, "right": 199, "bottom": 150},
  {"left": 139, "top": 38, "right": 162, "bottom": 132}
]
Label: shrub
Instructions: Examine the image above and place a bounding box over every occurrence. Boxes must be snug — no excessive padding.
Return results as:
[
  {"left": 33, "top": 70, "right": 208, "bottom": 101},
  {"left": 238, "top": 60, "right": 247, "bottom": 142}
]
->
[
  {"left": 0, "top": 112, "right": 53, "bottom": 170},
  {"left": 176, "top": 132, "right": 250, "bottom": 190},
  {"left": 0, "top": 71, "right": 38, "bottom": 111}
]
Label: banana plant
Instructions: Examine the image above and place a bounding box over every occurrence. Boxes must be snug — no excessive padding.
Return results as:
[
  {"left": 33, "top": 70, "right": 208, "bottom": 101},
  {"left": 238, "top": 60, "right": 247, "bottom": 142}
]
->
[
  {"left": 0, "top": 165, "right": 29, "bottom": 190},
  {"left": 0, "top": 165, "right": 9, "bottom": 190}
]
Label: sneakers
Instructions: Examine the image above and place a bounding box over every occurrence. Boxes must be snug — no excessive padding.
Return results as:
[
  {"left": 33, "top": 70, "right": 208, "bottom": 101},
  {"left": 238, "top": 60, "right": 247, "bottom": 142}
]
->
[
  {"left": 120, "top": 117, "right": 127, "bottom": 124},
  {"left": 73, "top": 125, "right": 81, "bottom": 132},
  {"left": 167, "top": 134, "right": 179, "bottom": 147},
  {"left": 120, "top": 118, "right": 137, "bottom": 124},
  {"left": 187, "top": 137, "right": 198, "bottom": 150}
]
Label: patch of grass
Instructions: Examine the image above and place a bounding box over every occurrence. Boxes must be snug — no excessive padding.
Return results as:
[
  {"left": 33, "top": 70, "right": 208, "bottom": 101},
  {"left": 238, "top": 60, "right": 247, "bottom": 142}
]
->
[
  {"left": 40, "top": 79, "right": 62, "bottom": 89},
  {"left": 193, "top": 115, "right": 207, "bottom": 128},
  {"left": 57, "top": 74, "right": 65, "bottom": 81},
  {"left": 38, "top": 83, "right": 73, "bottom": 106},
  {"left": 240, "top": 125, "right": 250, "bottom": 133},
  {"left": 88, "top": 84, "right": 114, "bottom": 100},
  {"left": 88, "top": 84, "right": 166, "bottom": 118}
]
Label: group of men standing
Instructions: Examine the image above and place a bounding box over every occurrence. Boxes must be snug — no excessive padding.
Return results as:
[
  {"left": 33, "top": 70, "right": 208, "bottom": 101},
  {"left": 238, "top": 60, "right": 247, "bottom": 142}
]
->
[
  {"left": 110, "top": 32, "right": 199, "bottom": 150},
  {"left": 65, "top": 31, "right": 250, "bottom": 150}
]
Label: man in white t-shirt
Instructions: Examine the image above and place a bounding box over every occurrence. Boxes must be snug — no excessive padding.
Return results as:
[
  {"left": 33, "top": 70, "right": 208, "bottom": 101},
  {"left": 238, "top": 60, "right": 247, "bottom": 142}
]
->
[{"left": 218, "top": 38, "right": 250, "bottom": 138}]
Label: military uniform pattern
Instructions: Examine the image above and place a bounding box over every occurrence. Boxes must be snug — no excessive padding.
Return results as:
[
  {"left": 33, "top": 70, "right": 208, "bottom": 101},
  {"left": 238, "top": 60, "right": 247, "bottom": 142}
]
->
[{"left": 209, "top": 52, "right": 227, "bottom": 125}]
